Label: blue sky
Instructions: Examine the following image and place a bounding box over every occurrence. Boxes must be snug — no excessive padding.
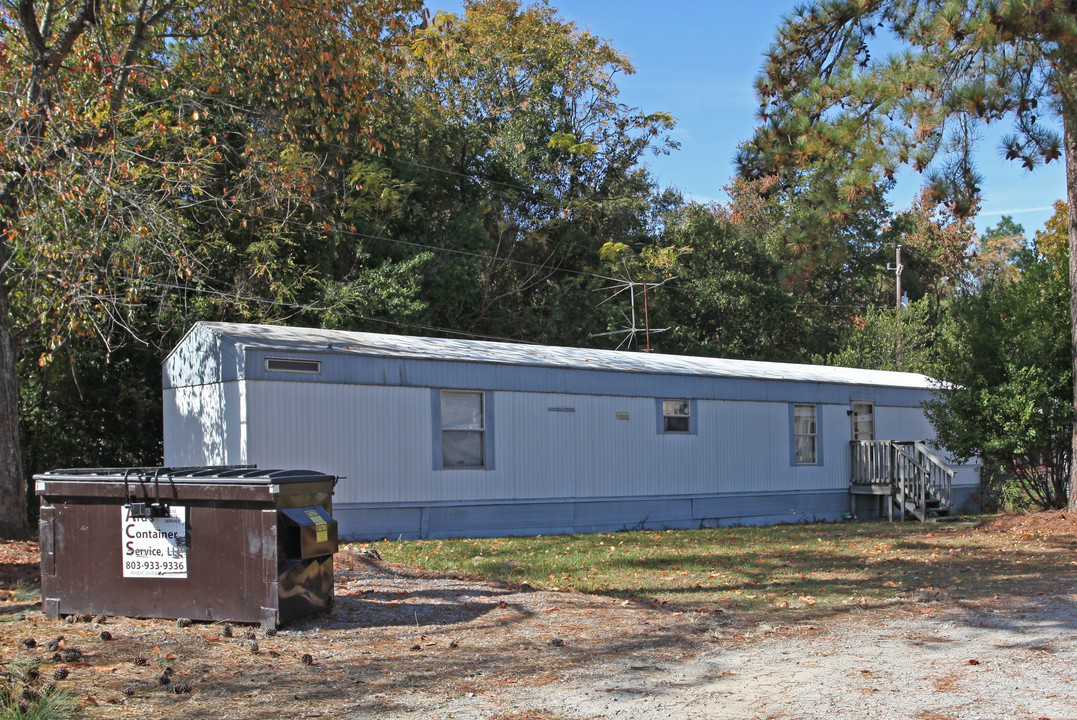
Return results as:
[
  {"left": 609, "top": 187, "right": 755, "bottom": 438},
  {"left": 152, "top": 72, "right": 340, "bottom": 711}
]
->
[{"left": 429, "top": 1, "right": 1066, "bottom": 238}]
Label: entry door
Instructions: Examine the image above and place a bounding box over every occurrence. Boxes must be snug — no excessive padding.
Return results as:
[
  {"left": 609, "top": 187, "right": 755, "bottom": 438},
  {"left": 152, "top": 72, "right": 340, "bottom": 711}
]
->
[{"left": 851, "top": 402, "right": 874, "bottom": 441}]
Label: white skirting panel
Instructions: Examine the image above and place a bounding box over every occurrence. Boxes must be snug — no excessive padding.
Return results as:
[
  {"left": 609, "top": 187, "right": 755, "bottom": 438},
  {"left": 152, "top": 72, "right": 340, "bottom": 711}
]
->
[{"left": 333, "top": 489, "right": 854, "bottom": 541}]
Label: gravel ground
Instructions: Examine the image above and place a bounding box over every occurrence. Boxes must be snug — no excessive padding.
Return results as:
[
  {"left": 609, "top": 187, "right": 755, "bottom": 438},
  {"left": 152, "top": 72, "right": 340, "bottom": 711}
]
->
[
  {"left": 351, "top": 561, "right": 1077, "bottom": 720},
  {"left": 4, "top": 522, "right": 1077, "bottom": 720},
  {"left": 425, "top": 599, "right": 1077, "bottom": 720}
]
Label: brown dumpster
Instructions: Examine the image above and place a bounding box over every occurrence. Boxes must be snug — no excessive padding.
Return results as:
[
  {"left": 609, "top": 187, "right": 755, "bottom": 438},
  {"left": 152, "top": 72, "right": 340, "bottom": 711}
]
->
[{"left": 34, "top": 466, "right": 338, "bottom": 628}]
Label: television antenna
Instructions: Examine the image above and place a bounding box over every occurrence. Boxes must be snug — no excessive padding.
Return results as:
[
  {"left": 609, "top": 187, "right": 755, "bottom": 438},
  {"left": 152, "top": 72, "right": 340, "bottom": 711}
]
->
[{"left": 591, "top": 260, "right": 673, "bottom": 351}]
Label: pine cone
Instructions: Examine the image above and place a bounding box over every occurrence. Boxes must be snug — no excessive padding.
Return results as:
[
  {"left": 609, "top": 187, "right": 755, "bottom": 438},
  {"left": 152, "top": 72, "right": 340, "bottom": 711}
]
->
[
  {"left": 167, "top": 682, "right": 192, "bottom": 694},
  {"left": 21, "top": 637, "right": 36, "bottom": 649},
  {"left": 300, "top": 653, "right": 314, "bottom": 665},
  {"left": 53, "top": 668, "right": 69, "bottom": 681},
  {"left": 100, "top": 630, "right": 113, "bottom": 641},
  {"left": 222, "top": 623, "right": 233, "bottom": 638},
  {"left": 133, "top": 656, "right": 149, "bottom": 667},
  {"left": 176, "top": 617, "right": 193, "bottom": 628}
]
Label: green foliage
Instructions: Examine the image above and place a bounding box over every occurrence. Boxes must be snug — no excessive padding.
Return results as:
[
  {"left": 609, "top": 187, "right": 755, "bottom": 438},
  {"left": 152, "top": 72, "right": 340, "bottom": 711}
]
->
[
  {"left": 926, "top": 220, "right": 1071, "bottom": 509},
  {"left": 396, "top": 0, "right": 678, "bottom": 344},
  {"left": 0, "top": 658, "right": 76, "bottom": 720},
  {"left": 723, "top": 172, "right": 907, "bottom": 351},
  {"left": 19, "top": 340, "right": 163, "bottom": 476},
  {"left": 821, "top": 297, "right": 940, "bottom": 375},
  {"left": 888, "top": 193, "right": 976, "bottom": 302},
  {"left": 653, "top": 203, "right": 807, "bottom": 360},
  {"left": 1035, "top": 200, "right": 1069, "bottom": 265},
  {"left": 969, "top": 215, "right": 1026, "bottom": 286}
]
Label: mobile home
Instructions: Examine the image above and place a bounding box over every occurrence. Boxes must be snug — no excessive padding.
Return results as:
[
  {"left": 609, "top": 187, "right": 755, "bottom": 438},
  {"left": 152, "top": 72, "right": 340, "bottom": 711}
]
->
[{"left": 163, "top": 322, "right": 978, "bottom": 539}]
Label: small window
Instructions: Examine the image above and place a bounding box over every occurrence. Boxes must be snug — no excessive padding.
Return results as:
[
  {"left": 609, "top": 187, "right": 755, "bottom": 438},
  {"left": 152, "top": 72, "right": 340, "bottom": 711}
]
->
[
  {"left": 441, "top": 391, "right": 485, "bottom": 468},
  {"left": 265, "top": 357, "right": 321, "bottom": 374},
  {"left": 662, "top": 399, "right": 691, "bottom": 433},
  {"left": 794, "top": 404, "right": 817, "bottom": 464}
]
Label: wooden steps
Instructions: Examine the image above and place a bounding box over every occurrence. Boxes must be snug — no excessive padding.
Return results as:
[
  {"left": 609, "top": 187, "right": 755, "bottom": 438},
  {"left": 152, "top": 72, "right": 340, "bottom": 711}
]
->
[{"left": 850, "top": 440, "right": 955, "bottom": 522}]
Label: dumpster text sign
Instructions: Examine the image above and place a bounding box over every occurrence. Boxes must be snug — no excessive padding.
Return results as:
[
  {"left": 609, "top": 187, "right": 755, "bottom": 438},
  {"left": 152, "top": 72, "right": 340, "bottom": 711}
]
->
[{"left": 122, "top": 506, "right": 188, "bottom": 578}]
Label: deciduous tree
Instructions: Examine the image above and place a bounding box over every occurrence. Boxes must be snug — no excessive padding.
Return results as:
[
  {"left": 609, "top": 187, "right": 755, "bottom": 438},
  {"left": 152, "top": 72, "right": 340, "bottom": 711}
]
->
[
  {"left": 0, "top": 0, "right": 421, "bottom": 537},
  {"left": 400, "top": 0, "right": 677, "bottom": 343},
  {"left": 926, "top": 219, "right": 1071, "bottom": 510}
]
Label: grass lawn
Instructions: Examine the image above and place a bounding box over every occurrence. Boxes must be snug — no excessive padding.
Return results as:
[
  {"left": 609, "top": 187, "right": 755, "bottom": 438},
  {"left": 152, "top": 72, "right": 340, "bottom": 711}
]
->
[{"left": 379, "top": 515, "right": 1077, "bottom": 620}]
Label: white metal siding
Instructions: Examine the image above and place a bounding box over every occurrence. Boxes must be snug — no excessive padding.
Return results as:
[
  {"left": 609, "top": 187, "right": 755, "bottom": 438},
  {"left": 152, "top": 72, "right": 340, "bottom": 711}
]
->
[
  {"left": 875, "top": 405, "right": 933, "bottom": 441},
  {"left": 243, "top": 380, "right": 431, "bottom": 505},
  {"left": 236, "top": 382, "right": 880, "bottom": 505},
  {"left": 163, "top": 382, "right": 245, "bottom": 466},
  {"left": 500, "top": 394, "right": 851, "bottom": 499}
]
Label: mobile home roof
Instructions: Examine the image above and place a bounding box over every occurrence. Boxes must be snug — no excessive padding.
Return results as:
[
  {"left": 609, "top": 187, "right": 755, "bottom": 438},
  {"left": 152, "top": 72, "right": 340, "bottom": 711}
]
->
[{"left": 176, "top": 322, "right": 935, "bottom": 390}]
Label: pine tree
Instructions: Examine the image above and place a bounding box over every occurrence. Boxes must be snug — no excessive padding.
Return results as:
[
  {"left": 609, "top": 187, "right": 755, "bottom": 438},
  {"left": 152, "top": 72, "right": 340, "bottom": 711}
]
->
[{"left": 739, "top": 1, "right": 1077, "bottom": 512}]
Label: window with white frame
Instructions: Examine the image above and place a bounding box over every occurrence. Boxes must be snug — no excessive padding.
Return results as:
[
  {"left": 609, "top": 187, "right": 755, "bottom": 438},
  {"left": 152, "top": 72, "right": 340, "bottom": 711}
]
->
[
  {"left": 794, "top": 404, "right": 817, "bottom": 464},
  {"left": 662, "top": 399, "right": 691, "bottom": 433},
  {"left": 441, "top": 390, "right": 485, "bottom": 468}
]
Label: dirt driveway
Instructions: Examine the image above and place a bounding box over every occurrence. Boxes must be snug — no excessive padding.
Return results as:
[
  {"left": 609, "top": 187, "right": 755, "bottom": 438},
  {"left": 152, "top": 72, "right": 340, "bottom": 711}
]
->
[{"left": 2, "top": 518, "right": 1077, "bottom": 719}]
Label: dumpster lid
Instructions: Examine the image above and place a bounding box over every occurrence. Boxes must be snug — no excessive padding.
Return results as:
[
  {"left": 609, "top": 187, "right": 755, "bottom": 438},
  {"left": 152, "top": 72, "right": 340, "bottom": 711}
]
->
[
  {"left": 279, "top": 505, "right": 334, "bottom": 526},
  {"left": 33, "top": 466, "right": 336, "bottom": 485}
]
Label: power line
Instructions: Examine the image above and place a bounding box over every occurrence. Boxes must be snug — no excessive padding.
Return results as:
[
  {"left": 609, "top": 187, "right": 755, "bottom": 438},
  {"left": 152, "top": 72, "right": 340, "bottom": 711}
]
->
[
  {"left": 237, "top": 209, "right": 625, "bottom": 284},
  {"left": 138, "top": 278, "right": 537, "bottom": 344},
  {"left": 351, "top": 148, "right": 534, "bottom": 194}
]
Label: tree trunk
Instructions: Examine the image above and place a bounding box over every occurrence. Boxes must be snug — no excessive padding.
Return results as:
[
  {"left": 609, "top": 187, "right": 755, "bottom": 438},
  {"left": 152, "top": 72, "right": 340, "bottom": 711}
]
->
[
  {"left": 1067, "top": 99, "right": 1077, "bottom": 514},
  {"left": 0, "top": 235, "right": 28, "bottom": 538}
]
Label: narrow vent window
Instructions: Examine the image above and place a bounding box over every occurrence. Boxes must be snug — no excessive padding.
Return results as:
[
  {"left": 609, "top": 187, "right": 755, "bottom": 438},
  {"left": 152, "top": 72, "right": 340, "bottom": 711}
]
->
[{"left": 265, "top": 357, "right": 322, "bottom": 374}]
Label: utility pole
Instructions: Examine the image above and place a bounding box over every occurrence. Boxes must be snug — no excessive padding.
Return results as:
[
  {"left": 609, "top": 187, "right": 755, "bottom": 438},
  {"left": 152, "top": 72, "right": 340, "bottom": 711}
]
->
[{"left": 887, "top": 245, "right": 903, "bottom": 368}]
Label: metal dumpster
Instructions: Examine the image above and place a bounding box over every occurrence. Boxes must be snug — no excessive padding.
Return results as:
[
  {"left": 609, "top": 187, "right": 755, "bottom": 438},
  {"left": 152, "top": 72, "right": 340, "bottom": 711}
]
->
[{"left": 35, "top": 466, "right": 338, "bottom": 627}]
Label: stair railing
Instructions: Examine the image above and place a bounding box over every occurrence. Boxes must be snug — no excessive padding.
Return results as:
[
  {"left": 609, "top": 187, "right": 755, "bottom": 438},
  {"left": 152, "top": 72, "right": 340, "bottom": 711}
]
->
[
  {"left": 893, "top": 442, "right": 932, "bottom": 521},
  {"left": 913, "top": 441, "right": 954, "bottom": 512},
  {"left": 849, "top": 440, "right": 955, "bottom": 522}
]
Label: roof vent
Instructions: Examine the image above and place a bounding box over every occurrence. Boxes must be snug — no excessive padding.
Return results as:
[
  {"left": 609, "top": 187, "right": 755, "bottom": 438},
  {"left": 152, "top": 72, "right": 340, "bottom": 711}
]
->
[{"left": 265, "top": 357, "right": 322, "bottom": 374}]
